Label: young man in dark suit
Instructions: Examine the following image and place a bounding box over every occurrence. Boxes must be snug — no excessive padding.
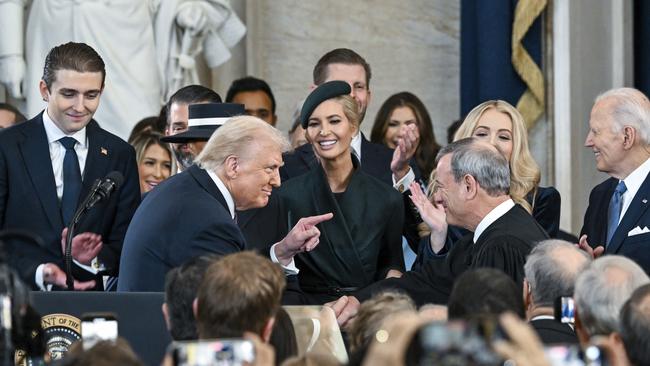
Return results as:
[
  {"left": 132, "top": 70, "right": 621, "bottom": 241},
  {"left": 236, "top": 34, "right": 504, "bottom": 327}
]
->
[
  {"left": 0, "top": 42, "right": 140, "bottom": 290},
  {"left": 580, "top": 88, "right": 650, "bottom": 274},
  {"left": 523, "top": 239, "right": 591, "bottom": 344}
]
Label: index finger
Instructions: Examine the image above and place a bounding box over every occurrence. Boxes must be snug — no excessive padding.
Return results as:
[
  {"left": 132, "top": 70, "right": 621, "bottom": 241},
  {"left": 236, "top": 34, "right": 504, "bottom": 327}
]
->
[{"left": 300, "top": 212, "right": 333, "bottom": 226}]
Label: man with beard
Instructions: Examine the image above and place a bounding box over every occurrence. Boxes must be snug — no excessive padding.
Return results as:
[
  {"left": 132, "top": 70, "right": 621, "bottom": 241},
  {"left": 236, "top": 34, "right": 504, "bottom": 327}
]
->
[{"left": 162, "top": 85, "right": 222, "bottom": 172}]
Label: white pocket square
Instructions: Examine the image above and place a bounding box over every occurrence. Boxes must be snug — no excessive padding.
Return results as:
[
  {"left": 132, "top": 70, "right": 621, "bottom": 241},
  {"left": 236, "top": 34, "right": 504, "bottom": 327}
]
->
[{"left": 628, "top": 226, "right": 650, "bottom": 236}]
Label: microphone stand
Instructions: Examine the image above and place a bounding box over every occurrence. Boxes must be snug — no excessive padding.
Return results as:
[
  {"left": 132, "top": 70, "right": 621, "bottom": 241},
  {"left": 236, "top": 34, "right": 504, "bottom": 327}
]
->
[{"left": 64, "top": 179, "right": 102, "bottom": 291}]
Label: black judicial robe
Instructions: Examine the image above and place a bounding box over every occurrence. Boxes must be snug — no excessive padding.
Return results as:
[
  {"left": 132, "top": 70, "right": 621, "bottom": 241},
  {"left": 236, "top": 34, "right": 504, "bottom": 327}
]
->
[
  {"left": 277, "top": 158, "right": 405, "bottom": 304},
  {"left": 357, "top": 204, "right": 548, "bottom": 306}
]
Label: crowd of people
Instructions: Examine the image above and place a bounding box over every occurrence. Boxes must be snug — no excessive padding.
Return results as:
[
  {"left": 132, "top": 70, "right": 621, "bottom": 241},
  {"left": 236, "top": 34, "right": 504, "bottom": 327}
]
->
[{"left": 1, "top": 41, "right": 650, "bottom": 365}]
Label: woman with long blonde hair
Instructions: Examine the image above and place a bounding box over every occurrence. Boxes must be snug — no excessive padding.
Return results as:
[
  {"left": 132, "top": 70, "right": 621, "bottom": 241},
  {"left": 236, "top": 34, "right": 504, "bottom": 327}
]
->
[
  {"left": 409, "top": 101, "right": 560, "bottom": 271},
  {"left": 452, "top": 100, "right": 560, "bottom": 237}
]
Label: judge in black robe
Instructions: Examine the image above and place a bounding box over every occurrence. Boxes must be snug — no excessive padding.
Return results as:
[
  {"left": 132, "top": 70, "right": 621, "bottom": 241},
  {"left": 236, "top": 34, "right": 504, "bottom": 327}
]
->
[
  {"left": 279, "top": 81, "right": 405, "bottom": 304},
  {"left": 355, "top": 138, "right": 549, "bottom": 306}
]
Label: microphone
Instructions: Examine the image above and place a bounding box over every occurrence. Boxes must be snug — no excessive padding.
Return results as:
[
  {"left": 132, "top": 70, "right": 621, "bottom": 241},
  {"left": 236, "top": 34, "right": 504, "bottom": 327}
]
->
[
  {"left": 84, "top": 171, "right": 124, "bottom": 210},
  {"left": 64, "top": 171, "right": 123, "bottom": 290}
]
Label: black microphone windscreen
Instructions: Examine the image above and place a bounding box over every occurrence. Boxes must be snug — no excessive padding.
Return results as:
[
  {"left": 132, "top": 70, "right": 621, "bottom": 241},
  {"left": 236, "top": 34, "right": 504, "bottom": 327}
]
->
[{"left": 105, "top": 171, "right": 124, "bottom": 190}]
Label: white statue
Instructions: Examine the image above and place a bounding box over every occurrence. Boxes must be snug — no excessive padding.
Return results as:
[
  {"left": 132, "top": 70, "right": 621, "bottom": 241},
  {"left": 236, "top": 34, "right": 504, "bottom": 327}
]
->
[{"left": 0, "top": 0, "right": 245, "bottom": 139}]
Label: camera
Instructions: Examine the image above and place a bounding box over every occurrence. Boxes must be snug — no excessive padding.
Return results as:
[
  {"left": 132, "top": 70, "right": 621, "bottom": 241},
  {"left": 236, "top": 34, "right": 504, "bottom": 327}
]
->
[
  {"left": 169, "top": 339, "right": 255, "bottom": 366},
  {"left": 405, "top": 319, "right": 504, "bottom": 366},
  {"left": 81, "top": 313, "right": 119, "bottom": 350},
  {"left": 545, "top": 344, "right": 608, "bottom": 366}
]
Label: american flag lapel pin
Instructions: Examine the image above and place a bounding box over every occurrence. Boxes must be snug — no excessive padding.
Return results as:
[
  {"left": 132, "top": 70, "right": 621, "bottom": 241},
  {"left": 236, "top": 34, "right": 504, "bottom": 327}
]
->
[{"left": 100, "top": 147, "right": 108, "bottom": 156}]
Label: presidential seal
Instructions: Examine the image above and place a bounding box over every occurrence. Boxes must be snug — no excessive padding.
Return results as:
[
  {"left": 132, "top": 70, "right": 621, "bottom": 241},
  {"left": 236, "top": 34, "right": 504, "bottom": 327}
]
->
[{"left": 15, "top": 313, "right": 81, "bottom": 366}]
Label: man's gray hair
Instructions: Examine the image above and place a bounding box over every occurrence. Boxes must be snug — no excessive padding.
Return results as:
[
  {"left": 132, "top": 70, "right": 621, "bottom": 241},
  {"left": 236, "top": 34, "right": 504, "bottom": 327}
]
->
[
  {"left": 436, "top": 137, "right": 510, "bottom": 196},
  {"left": 196, "top": 115, "right": 290, "bottom": 171},
  {"left": 574, "top": 255, "right": 650, "bottom": 337},
  {"left": 596, "top": 87, "right": 650, "bottom": 145},
  {"left": 524, "top": 239, "right": 591, "bottom": 307}
]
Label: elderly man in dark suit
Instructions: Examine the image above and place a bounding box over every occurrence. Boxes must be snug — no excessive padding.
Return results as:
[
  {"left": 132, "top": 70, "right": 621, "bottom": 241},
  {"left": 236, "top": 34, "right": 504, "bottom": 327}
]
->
[
  {"left": 329, "top": 138, "right": 548, "bottom": 322},
  {"left": 523, "top": 239, "right": 591, "bottom": 344},
  {"left": 0, "top": 42, "right": 140, "bottom": 290},
  {"left": 118, "top": 111, "right": 332, "bottom": 292},
  {"left": 580, "top": 88, "right": 650, "bottom": 274}
]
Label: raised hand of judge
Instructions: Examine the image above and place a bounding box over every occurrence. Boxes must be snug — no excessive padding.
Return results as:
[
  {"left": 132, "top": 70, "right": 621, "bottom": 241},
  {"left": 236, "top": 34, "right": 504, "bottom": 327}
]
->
[
  {"left": 408, "top": 181, "right": 447, "bottom": 253},
  {"left": 42, "top": 263, "right": 96, "bottom": 290},
  {"left": 577, "top": 234, "right": 605, "bottom": 259},
  {"left": 274, "top": 212, "right": 334, "bottom": 265},
  {"left": 60, "top": 228, "right": 103, "bottom": 265},
  {"left": 390, "top": 123, "right": 419, "bottom": 181}
]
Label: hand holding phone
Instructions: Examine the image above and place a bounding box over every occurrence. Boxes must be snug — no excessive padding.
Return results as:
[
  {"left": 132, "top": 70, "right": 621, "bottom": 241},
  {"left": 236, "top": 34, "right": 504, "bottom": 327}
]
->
[{"left": 81, "top": 312, "right": 118, "bottom": 350}]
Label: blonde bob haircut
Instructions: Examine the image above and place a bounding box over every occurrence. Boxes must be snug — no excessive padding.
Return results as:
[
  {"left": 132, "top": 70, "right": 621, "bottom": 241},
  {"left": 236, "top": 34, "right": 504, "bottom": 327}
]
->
[
  {"left": 196, "top": 115, "right": 290, "bottom": 172},
  {"left": 305, "top": 94, "right": 360, "bottom": 144},
  {"left": 453, "top": 100, "right": 540, "bottom": 213}
]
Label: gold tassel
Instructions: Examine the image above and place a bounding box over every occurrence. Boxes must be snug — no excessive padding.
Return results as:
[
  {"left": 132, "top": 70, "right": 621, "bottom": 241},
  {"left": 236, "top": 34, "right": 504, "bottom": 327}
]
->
[{"left": 512, "top": 0, "right": 547, "bottom": 128}]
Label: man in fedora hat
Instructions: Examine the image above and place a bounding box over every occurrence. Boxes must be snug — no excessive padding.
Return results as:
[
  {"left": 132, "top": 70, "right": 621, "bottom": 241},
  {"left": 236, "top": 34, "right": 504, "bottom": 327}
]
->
[
  {"left": 118, "top": 105, "right": 332, "bottom": 292},
  {"left": 161, "top": 85, "right": 222, "bottom": 172}
]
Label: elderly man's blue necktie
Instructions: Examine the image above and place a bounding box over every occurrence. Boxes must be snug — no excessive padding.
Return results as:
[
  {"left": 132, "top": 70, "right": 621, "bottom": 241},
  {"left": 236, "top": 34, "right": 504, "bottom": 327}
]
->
[
  {"left": 59, "top": 137, "right": 82, "bottom": 226},
  {"left": 606, "top": 181, "right": 627, "bottom": 246}
]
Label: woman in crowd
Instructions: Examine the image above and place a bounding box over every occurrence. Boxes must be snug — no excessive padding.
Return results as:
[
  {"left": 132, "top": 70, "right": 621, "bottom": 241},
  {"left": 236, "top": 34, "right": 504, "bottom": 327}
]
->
[
  {"left": 453, "top": 100, "right": 560, "bottom": 237},
  {"left": 130, "top": 131, "right": 172, "bottom": 194},
  {"left": 278, "top": 81, "right": 405, "bottom": 304},
  {"left": 370, "top": 92, "right": 441, "bottom": 182}
]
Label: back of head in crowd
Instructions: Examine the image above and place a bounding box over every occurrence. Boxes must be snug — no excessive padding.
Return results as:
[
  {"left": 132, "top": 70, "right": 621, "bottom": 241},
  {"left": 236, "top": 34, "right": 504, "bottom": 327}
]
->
[
  {"left": 0, "top": 102, "right": 27, "bottom": 129},
  {"left": 163, "top": 255, "right": 218, "bottom": 341},
  {"left": 225, "top": 76, "right": 277, "bottom": 126},
  {"left": 620, "top": 283, "right": 650, "bottom": 366},
  {"left": 448, "top": 268, "right": 525, "bottom": 320},
  {"left": 347, "top": 291, "right": 416, "bottom": 355},
  {"left": 574, "top": 255, "right": 650, "bottom": 341},
  {"left": 523, "top": 239, "right": 591, "bottom": 311},
  {"left": 60, "top": 338, "right": 143, "bottom": 366},
  {"left": 194, "top": 252, "right": 286, "bottom": 341}
]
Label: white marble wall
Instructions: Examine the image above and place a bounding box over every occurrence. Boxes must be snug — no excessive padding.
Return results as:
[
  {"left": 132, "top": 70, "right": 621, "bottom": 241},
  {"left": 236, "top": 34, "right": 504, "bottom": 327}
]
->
[{"left": 216, "top": 0, "right": 461, "bottom": 146}]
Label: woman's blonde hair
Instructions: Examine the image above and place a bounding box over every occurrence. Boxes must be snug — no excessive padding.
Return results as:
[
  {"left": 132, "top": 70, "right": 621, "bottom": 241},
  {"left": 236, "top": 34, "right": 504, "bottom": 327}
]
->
[
  {"left": 304, "top": 95, "right": 360, "bottom": 144},
  {"left": 453, "top": 100, "right": 540, "bottom": 213}
]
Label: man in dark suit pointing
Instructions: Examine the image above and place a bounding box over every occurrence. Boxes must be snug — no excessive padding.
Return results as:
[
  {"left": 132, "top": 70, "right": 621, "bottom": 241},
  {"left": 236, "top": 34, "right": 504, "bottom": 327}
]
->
[
  {"left": 581, "top": 88, "right": 650, "bottom": 273},
  {"left": 118, "top": 113, "right": 332, "bottom": 292},
  {"left": 0, "top": 42, "right": 140, "bottom": 290}
]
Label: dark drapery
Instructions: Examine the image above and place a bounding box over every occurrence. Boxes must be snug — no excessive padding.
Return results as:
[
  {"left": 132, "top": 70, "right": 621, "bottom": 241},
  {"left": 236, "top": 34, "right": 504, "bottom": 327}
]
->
[{"left": 460, "top": 0, "right": 543, "bottom": 117}]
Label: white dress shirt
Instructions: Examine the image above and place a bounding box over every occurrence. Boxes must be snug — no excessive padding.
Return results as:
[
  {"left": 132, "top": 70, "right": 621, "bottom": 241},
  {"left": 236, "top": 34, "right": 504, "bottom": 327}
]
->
[
  {"left": 36, "top": 109, "right": 93, "bottom": 290},
  {"left": 473, "top": 199, "right": 515, "bottom": 244},
  {"left": 619, "top": 157, "right": 650, "bottom": 224},
  {"left": 206, "top": 170, "right": 299, "bottom": 274}
]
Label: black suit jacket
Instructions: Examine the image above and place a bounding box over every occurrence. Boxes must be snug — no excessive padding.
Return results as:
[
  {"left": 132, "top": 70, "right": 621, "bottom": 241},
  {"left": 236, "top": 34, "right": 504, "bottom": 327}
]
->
[
  {"left": 357, "top": 204, "right": 549, "bottom": 306},
  {"left": 530, "top": 318, "right": 578, "bottom": 344},
  {"left": 581, "top": 176, "right": 650, "bottom": 274},
  {"left": 0, "top": 113, "right": 140, "bottom": 289},
  {"left": 117, "top": 165, "right": 246, "bottom": 292}
]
